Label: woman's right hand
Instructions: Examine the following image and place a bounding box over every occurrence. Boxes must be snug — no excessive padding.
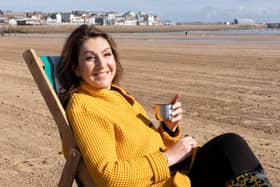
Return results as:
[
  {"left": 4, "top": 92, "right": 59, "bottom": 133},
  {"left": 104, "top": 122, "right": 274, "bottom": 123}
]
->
[{"left": 163, "top": 136, "right": 197, "bottom": 167}]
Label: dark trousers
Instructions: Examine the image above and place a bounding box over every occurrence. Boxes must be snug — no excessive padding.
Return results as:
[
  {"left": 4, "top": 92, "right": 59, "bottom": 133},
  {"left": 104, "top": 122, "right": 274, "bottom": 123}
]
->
[{"left": 170, "top": 133, "right": 262, "bottom": 187}]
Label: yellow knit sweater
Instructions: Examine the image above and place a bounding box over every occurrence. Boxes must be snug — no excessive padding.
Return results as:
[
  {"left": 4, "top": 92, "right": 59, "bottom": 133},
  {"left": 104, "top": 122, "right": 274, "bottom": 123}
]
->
[{"left": 66, "top": 82, "right": 191, "bottom": 187}]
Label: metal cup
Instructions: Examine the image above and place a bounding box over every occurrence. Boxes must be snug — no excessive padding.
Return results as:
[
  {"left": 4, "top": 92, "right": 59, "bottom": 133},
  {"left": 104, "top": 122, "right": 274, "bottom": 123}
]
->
[{"left": 153, "top": 104, "right": 173, "bottom": 121}]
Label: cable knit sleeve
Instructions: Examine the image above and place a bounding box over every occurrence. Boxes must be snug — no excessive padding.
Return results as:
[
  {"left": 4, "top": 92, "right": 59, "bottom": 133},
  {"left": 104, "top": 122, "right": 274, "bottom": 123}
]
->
[{"left": 66, "top": 96, "right": 170, "bottom": 186}]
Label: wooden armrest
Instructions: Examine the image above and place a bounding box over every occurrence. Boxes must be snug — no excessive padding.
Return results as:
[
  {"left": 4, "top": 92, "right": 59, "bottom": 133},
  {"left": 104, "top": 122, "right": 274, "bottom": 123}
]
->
[{"left": 58, "top": 148, "right": 81, "bottom": 187}]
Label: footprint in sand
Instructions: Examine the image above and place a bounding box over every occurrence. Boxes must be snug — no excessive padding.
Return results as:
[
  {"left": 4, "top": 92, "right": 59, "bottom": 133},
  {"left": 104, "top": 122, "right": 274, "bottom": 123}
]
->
[{"left": 13, "top": 157, "right": 48, "bottom": 173}]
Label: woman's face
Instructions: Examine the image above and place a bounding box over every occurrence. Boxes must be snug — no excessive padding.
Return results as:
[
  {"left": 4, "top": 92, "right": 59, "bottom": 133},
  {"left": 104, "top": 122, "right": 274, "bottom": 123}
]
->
[{"left": 76, "top": 36, "right": 117, "bottom": 89}]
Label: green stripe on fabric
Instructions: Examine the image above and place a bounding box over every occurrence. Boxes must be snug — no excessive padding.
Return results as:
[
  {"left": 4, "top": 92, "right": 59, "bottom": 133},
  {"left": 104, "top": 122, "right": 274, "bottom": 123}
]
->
[{"left": 40, "top": 56, "right": 57, "bottom": 91}]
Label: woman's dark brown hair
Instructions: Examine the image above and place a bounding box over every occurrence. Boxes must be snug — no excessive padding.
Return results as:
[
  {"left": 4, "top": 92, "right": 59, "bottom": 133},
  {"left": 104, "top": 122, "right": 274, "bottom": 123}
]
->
[{"left": 57, "top": 24, "right": 123, "bottom": 104}]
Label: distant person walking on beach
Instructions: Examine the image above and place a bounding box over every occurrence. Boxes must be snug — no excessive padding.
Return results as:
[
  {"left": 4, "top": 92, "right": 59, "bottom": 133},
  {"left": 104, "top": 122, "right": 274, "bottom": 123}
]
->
[
  {"left": 57, "top": 24, "right": 272, "bottom": 187},
  {"left": 0, "top": 25, "right": 4, "bottom": 37},
  {"left": 185, "top": 31, "right": 188, "bottom": 39}
]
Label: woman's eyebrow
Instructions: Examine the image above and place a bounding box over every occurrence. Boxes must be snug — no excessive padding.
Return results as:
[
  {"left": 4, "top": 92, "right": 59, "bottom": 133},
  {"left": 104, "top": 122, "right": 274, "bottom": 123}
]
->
[
  {"left": 82, "top": 47, "right": 111, "bottom": 55},
  {"left": 102, "top": 47, "right": 112, "bottom": 53},
  {"left": 83, "top": 50, "right": 96, "bottom": 55}
]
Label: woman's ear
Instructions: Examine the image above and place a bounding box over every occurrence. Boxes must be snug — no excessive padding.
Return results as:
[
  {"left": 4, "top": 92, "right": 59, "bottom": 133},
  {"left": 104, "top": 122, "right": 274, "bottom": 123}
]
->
[{"left": 74, "top": 66, "right": 81, "bottom": 77}]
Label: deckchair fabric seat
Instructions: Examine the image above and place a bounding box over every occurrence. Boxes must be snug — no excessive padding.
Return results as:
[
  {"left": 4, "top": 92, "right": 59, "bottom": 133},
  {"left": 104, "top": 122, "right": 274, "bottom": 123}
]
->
[{"left": 40, "top": 56, "right": 61, "bottom": 94}]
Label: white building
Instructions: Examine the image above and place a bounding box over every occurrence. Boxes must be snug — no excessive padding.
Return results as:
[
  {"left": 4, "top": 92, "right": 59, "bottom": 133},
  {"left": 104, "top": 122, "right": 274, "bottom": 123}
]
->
[
  {"left": 8, "top": 18, "right": 17, "bottom": 25},
  {"left": 56, "top": 13, "right": 62, "bottom": 23},
  {"left": 107, "top": 13, "right": 115, "bottom": 20},
  {"left": 123, "top": 11, "right": 136, "bottom": 19},
  {"left": 70, "top": 14, "right": 85, "bottom": 24},
  {"left": 46, "top": 13, "right": 62, "bottom": 24},
  {"left": 124, "top": 19, "right": 137, "bottom": 26},
  {"left": 146, "top": 15, "right": 155, "bottom": 25},
  {"left": 88, "top": 16, "right": 95, "bottom": 24}
]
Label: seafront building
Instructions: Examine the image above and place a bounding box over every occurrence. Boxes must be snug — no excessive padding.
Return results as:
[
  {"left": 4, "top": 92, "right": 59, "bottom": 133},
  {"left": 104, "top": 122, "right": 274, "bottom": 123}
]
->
[{"left": 0, "top": 10, "right": 161, "bottom": 26}]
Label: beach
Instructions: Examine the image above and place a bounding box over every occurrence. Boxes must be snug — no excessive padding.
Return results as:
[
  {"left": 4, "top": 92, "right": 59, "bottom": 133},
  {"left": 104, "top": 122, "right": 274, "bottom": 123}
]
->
[{"left": 0, "top": 29, "right": 279, "bottom": 186}]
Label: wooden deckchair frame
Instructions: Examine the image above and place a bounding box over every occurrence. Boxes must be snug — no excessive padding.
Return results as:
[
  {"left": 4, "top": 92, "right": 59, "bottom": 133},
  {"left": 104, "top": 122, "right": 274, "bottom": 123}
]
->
[{"left": 23, "top": 49, "right": 95, "bottom": 187}]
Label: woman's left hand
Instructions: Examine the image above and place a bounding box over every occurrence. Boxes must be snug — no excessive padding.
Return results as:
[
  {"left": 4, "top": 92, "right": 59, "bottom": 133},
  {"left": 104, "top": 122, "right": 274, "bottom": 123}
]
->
[{"left": 164, "top": 93, "right": 183, "bottom": 131}]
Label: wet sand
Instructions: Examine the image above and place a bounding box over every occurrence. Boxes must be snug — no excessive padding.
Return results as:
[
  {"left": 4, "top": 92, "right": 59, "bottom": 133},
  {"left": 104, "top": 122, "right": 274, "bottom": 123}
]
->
[{"left": 0, "top": 31, "right": 279, "bottom": 186}]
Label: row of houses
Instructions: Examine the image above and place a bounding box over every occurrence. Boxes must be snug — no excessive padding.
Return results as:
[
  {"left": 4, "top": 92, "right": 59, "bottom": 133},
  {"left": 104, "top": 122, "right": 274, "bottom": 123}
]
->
[{"left": 0, "top": 10, "right": 161, "bottom": 26}]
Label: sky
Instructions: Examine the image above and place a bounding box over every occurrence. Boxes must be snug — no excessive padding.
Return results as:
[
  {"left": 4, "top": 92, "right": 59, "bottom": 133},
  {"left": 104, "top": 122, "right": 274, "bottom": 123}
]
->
[{"left": 1, "top": 0, "right": 280, "bottom": 23}]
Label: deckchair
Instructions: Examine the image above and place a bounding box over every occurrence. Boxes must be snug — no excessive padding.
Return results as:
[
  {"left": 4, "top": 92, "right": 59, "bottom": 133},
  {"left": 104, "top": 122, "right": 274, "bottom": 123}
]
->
[{"left": 23, "top": 49, "right": 96, "bottom": 187}]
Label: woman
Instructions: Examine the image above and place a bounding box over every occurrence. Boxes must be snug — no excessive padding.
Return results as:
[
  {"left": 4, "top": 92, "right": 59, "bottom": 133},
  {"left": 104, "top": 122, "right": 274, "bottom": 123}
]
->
[{"left": 57, "top": 24, "right": 272, "bottom": 187}]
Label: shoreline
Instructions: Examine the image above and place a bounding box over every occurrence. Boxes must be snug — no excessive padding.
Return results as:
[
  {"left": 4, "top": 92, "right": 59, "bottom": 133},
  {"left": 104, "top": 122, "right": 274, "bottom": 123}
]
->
[{"left": 2, "top": 23, "right": 268, "bottom": 34}]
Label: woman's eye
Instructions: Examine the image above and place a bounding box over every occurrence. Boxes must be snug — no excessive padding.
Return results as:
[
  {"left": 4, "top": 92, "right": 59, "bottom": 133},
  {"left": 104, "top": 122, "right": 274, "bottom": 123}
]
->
[
  {"left": 86, "top": 56, "right": 95, "bottom": 61},
  {"left": 104, "top": 52, "right": 112, "bottom": 57}
]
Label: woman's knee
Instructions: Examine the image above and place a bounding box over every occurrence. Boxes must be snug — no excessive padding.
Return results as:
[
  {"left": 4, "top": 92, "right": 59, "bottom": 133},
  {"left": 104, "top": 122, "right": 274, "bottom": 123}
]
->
[
  {"left": 206, "top": 132, "right": 251, "bottom": 153},
  {"left": 216, "top": 132, "right": 246, "bottom": 145}
]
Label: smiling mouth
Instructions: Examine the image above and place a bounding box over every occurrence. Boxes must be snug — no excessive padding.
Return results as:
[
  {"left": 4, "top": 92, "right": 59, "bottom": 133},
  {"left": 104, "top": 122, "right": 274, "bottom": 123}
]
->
[{"left": 93, "top": 71, "right": 110, "bottom": 76}]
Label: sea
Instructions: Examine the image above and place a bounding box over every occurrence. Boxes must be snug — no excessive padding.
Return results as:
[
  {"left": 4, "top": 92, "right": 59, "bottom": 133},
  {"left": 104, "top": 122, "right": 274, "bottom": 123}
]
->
[{"left": 113, "top": 28, "right": 280, "bottom": 43}]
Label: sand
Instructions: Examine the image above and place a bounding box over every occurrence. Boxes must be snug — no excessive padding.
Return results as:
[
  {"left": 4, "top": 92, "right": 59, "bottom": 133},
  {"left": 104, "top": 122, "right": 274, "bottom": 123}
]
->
[{"left": 0, "top": 30, "right": 279, "bottom": 186}]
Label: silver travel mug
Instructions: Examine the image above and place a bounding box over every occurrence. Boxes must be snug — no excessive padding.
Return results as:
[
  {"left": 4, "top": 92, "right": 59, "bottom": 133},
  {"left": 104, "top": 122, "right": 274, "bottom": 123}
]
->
[{"left": 153, "top": 104, "right": 173, "bottom": 121}]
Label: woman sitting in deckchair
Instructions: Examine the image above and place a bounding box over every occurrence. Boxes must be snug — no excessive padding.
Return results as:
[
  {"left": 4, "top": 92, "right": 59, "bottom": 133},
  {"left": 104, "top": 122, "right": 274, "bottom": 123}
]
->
[{"left": 57, "top": 24, "right": 272, "bottom": 187}]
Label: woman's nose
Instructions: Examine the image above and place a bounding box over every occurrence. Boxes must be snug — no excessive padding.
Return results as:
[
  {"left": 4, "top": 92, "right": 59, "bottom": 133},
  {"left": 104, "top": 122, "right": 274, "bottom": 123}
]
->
[{"left": 95, "top": 56, "right": 106, "bottom": 67}]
